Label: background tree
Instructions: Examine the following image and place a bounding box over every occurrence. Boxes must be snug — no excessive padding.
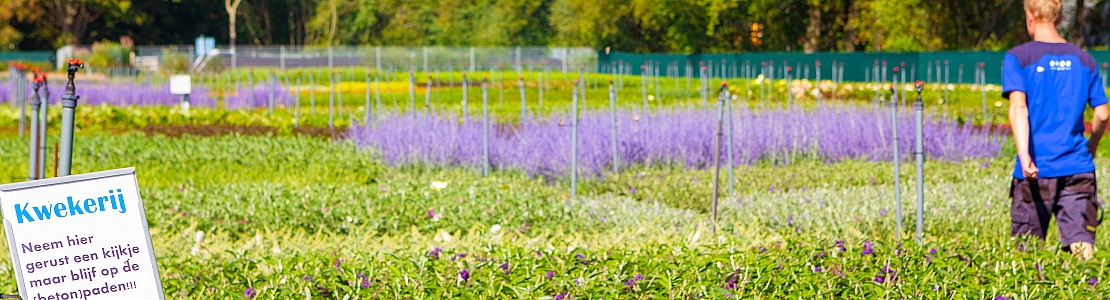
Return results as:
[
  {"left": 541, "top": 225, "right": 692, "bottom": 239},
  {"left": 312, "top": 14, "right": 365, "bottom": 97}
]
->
[{"left": 2, "top": 0, "right": 1108, "bottom": 52}]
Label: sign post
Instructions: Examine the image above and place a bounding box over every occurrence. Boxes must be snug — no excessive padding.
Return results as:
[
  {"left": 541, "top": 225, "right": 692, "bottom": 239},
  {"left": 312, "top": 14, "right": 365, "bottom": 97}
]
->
[
  {"left": 0, "top": 168, "right": 164, "bottom": 299},
  {"left": 170, "top": 75, "right": 192, "bottom": 111}
]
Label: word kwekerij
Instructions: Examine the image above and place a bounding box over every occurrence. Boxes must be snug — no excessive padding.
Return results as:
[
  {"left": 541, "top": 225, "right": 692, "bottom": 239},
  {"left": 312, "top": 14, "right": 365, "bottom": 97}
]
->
[{"left": 12, "top": 189, "right": 128, "bottom": 224}]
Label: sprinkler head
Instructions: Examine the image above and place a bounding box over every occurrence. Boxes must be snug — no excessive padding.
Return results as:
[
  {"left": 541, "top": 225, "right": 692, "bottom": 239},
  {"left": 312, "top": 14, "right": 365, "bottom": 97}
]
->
[
  {"left": 66, "top": 58, "right": 84, "bottom": 78},
  {"left": 914, "top": 81, "right": 924, "bottom": 93}
]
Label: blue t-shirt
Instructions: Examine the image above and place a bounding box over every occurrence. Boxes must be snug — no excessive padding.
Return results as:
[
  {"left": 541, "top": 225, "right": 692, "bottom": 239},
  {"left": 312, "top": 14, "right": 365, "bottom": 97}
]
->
[{"left": 1003, "top": 41, "right": 1109, "bottom": 179}]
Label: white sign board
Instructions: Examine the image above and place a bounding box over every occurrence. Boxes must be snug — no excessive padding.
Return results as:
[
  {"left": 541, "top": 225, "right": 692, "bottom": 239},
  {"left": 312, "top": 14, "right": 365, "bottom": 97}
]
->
[
  {"left": 0, "top": 168, "right": 164, "bottom": 299},
  {"left": 169, "top": 75, "right": 191, "bottom": 95}
]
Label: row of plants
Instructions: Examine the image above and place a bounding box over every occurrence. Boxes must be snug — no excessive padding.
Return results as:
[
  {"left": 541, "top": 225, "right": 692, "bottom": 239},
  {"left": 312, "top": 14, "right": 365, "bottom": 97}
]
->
[
  {"left": 1, "top": 69, "right": 1029, "bottom": 124},
  {"left": 0, "top": 133, "right": 1105, "bottom": 298}
]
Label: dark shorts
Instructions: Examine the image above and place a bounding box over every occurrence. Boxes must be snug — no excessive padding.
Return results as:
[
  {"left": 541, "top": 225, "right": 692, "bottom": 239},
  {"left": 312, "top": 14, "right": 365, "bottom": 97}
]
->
[{"left": 1010, "top": 172, "right": 1102, "bottom": 245}]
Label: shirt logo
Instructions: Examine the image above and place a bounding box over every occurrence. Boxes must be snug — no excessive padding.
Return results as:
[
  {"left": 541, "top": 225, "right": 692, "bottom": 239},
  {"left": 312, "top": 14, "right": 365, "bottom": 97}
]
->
[
  {"left": 1037, "top": 66, "right": 1044, "bottom": 72},
  {"left": 1049, "top": 60, "right": 1072, "bottom": 71}
]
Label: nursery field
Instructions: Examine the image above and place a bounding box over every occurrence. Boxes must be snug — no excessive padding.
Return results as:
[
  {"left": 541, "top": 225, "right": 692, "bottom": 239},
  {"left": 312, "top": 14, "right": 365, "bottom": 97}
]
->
[{"left": 0, "top": 69, "right": 1108, "bottom": 298}]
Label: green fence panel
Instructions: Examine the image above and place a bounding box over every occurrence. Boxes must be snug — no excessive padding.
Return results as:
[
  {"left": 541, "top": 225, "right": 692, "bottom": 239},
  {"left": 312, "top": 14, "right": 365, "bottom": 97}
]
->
[
  {"left": 601, "top": 50, "right": 1110, "bottom": 86},
  {"left": 0, "top": 51, "right": 55, "bottom": 63}
]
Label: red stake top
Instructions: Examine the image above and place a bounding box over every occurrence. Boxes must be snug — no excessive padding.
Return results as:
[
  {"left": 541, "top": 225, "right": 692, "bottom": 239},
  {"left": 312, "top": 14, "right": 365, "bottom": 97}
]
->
[
  {"left": 893, "top": 67, "right": 900, "bottom": 72},
  {"left": 944, "top": 60, "right": 949, "bottom": 64},
  {"left": 721, "top": 82, "right": 728, "bottom": 87},
  {"left": 815, "top": 60, "right": 821, "bottom": 66},
  {"left": 33, "top": 74, "right": 45, "bottom": 83},
  {"left": 67, "top": 58, "right": 83, "bottom": 65},
  {"left": 608, "top": 78, "right": 613, "bottom": 83},
  {"left": 978, "top": 62, "right": 986, "bottom": 67},
  {"left": 901, "top": 62, "right": 906, "bottom": 67},
  {"left": 915, "top": 80, "right": 925, "bottom": 87}
]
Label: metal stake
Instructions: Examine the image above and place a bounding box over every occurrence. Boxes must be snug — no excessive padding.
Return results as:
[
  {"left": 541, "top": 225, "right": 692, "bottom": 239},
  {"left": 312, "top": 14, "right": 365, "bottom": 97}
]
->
[
  {"left": 711, "top": 83, "right": 728, "bottom": 233},
  {"left": 609, "top": 80, "right": 619, "bottom": 174},
  {"left": 914, "top": 80, "right": 926, "bottom": 246},
  {"left": 58, "top": 59, "right": 84, "bottom": 177}
]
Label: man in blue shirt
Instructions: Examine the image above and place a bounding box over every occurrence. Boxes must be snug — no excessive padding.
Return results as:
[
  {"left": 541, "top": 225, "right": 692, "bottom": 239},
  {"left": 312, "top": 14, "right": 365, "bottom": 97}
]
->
[{"left": 1004, "top": 0, "right": 1108, "bottom": 260}]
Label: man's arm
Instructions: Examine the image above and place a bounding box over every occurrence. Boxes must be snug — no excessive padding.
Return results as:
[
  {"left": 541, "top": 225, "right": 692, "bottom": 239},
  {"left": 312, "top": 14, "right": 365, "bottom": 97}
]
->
[
  {"left": 1009, "top": 91, "right": 1037, "bottom": 179},
  {"left": 1089, "top": 105, "right": 1108, "bottom": 157}
]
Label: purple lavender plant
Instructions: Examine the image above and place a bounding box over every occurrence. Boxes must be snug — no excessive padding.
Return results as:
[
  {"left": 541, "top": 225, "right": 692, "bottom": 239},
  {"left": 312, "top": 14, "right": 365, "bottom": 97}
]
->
[
  {"left": 2, "top": 81, "right": 216, "bottom": 107},
  {"left": 349, "top": 105, "right": 1003, "bottom": 177},
  {"left": 225, "top": 83, "right": 293, "bottom": 109}
]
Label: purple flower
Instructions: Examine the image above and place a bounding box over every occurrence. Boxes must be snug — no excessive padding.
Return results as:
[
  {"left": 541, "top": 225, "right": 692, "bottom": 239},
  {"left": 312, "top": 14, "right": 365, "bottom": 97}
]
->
[
  {"left": 361, "top": 278, "right": 370, "bottom": 288},
  {"left": 725, "top": 275, "right": 738, "bottom": 290},
  {"left": 929, "top": 248, "right": 937, "bottom": 255},
  {"left": 501, "top": 262, "right": 511, "bottom": 275},
  {"left": 634, "top": 274, "right": 644, "bottom": 281},
  {"left": 874, "top": 275, "right": 885, "bottom": 283},
  {"left": 994, "top": 296, "right": 1012, "bottom": 300},
  {"left": 428, "top": 247, "right": 442, "bottom": 259},
  {"left": 787, "top": 216, "right": 794, "bottom": 226},
  {"left": 427, "top": 208, "right": 438, "bottom": 219},
  {"left": 576, "top": 253, "right": 586, "bottom": 261},
  {"left": 334, "top": 259, "right": 344, "bottom": 270},
  {"left": 546, "top": 271, "right": 555, "bottom": 279},
  {"left": 554, "top": 292, "right": 569, "bottom": 300},
  {"left": 834, "top": 240, "right": 846, "bottom": 252},
  {"left": 816, "top": 251, "right": 826, "bottom": 258},
  {"left": 623, "top": 279, "right": 637, "bottom": 287},
  {"left": 1089, "top": 277, "right": 1099, "bottom": 286},
  {"left": 575, "top": 277, "right": 582, "bottom": 286},
  {"left": 1035, "top": 264, "right": 1043, "bottom": 273},
  {"left": 629, "top": 187, "right": 637, "bottom": 194},
  {"left": 861, "top": 241, "right": 874, "bottom": 255},
  {"left": 460, "top": 269, "right": 470, "bottom": 281},
  {"left": 813, "top": 266, "right": 823, "bottom": 273},
  {"left": 452, "top": 253, "right": 467, "bottom": 261},
  {"left": 302, "top": 275, "right": 312, "bottom": 281},
  {"left": 244, "top": 287, "right": 257, "bottom": 298},
  {"left": 757, "top": 246, "right": 766, "bottom": 254},
  {"left": 881, "top": 264, "right": 894, "bottom": 274},
  {"left": 879, "top": 208, "right": 887, "bottom": 217},
  {"left": 348, "top": 108, "right": 1003, "bottom": 177}
]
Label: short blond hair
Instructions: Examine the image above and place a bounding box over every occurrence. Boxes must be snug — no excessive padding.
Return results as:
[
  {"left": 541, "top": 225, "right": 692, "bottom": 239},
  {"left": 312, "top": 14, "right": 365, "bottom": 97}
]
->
[{"left": 1025, "top": 0, "right": 1063, "bottom": 25}]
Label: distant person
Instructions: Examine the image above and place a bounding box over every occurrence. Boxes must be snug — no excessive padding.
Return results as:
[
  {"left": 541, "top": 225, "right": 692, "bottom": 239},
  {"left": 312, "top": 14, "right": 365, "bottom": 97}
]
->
[{"left": 1004, "top": 0, "right": 1108, "bottom": 259}]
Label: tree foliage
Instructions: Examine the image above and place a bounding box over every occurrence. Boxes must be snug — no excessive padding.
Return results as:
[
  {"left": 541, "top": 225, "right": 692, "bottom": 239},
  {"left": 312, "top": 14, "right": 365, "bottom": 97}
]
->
[{"left": 2, "top": 0, "right": 1108, "bottom": 52}]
